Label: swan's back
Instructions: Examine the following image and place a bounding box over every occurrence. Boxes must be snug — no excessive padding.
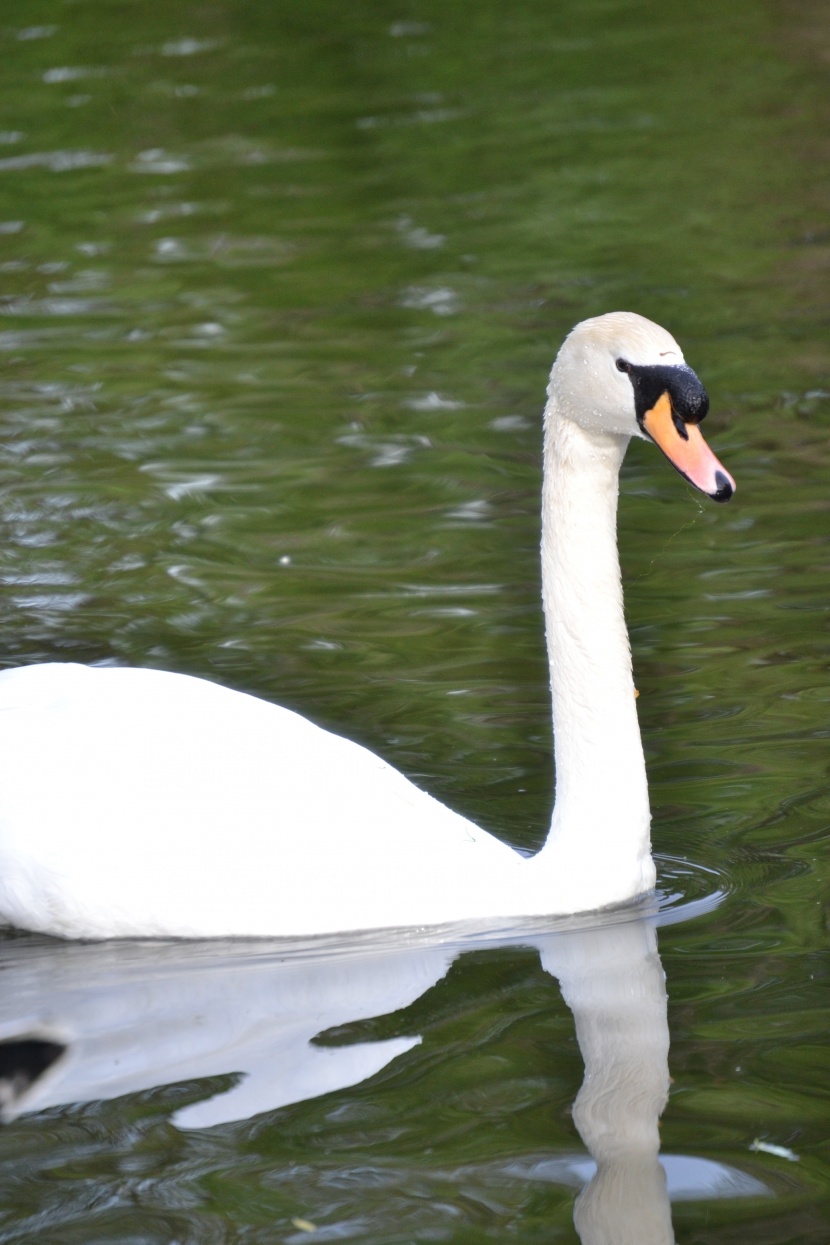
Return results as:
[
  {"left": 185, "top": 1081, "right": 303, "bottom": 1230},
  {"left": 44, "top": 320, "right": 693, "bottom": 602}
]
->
[{"left": 0, "top": 664, "right": 518, "bottom": 938}]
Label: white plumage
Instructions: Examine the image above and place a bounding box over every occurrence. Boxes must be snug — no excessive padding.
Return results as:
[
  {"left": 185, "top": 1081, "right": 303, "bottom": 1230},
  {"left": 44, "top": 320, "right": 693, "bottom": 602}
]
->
[{"left": 0, "top": 312, "right": 734, "bottom": 938}]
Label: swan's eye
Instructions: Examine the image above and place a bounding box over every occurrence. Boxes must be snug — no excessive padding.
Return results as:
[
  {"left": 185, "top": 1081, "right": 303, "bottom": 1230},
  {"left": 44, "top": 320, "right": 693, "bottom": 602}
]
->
[{"left": 616, "top": 358, "right": 631, "bottom": 373}]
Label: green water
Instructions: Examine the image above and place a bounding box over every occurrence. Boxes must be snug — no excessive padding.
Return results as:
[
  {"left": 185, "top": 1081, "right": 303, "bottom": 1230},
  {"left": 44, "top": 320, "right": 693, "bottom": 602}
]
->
[{"left": 0, "top": 0, "right": 829, "bottom": 1240}]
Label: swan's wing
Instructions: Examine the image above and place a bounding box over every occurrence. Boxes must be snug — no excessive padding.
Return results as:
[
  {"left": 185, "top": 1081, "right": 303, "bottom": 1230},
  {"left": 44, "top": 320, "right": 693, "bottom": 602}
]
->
[{"left": 0, "top": 665, "right": 519, "bottom": 937}]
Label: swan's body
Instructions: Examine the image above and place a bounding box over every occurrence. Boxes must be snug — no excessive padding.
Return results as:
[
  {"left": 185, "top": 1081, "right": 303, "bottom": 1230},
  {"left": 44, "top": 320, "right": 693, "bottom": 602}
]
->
[{"left": 0, "top": 313, "right": 734, "bottom": 939}]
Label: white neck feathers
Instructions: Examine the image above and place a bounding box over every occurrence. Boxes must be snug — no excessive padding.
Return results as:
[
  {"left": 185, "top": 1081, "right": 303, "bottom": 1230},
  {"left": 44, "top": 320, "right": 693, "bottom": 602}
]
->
[{"left": 537, "top": 391, "right": 652, "bottom": 889}]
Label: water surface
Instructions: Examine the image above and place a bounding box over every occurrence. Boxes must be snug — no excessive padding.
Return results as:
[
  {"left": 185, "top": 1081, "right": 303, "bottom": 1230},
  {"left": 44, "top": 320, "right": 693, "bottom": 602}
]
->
[{"left": 0, "top": 0, "right": 829, "bottom": 1240}]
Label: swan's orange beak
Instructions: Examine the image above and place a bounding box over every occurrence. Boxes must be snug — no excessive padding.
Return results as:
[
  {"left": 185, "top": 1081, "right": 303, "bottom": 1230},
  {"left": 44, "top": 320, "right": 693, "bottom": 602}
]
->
[{"left": 642, "top": 392, "right": 735, "bottom": 502}]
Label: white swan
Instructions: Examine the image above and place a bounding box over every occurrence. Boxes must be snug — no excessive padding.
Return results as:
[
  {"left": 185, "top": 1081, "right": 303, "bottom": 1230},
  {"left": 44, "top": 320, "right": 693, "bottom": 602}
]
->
[{"left": 0, "top": 312, "right": 734, "bottom": 939}]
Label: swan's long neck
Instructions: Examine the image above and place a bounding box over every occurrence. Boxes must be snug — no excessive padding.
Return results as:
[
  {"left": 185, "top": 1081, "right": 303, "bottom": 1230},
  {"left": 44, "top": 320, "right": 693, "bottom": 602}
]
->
[{"left": 538, "top": 399, "right": 651, "bottom": 882}]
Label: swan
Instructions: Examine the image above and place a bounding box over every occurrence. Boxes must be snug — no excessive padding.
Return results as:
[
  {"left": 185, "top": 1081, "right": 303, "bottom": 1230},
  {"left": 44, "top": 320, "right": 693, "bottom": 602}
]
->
[{"left": 0, "top": 312, "right": 734, "bottom": 939}]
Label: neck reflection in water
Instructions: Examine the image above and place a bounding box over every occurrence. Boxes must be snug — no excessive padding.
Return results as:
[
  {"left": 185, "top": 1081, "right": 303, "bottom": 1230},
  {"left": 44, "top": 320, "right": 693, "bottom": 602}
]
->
[{"left": 0, "top": 912, "right": 763, "bottom": 1243}]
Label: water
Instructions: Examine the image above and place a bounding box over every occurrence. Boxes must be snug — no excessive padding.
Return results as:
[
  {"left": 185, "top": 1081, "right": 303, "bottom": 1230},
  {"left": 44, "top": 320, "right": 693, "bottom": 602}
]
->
[{"left": 0, "top": 0, "right": 828, "bottom": 1239}]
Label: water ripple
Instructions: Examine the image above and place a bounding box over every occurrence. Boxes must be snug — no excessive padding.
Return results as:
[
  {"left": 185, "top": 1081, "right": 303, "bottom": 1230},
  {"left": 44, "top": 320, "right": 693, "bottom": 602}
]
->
[{"left": 0, "top": 149, "right": 111, "bottom": 173}]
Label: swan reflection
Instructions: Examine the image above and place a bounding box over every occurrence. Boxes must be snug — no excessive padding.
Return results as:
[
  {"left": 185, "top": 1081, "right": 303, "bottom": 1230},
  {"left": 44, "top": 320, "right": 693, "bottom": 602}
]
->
[{"left": 0, "top": 912, "right": 764, "bottom": 1241}]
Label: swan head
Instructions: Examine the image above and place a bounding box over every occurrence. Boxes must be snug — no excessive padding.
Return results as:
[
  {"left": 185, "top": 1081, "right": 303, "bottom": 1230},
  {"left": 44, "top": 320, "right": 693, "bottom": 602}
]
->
[{"left": 548, "top": 311, "right": 735, "bottom": 502}]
